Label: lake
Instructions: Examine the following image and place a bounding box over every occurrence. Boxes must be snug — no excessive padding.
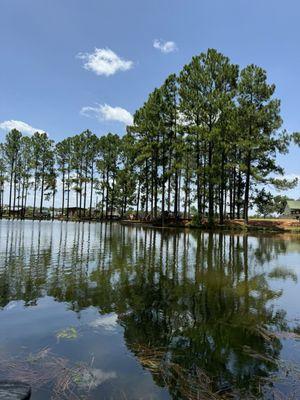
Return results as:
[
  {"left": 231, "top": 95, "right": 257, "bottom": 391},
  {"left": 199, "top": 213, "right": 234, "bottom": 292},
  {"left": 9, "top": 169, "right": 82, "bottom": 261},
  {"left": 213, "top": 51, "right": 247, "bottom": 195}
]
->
[{"left": 0, "top": 220, "right": 300, "bottom": 399}]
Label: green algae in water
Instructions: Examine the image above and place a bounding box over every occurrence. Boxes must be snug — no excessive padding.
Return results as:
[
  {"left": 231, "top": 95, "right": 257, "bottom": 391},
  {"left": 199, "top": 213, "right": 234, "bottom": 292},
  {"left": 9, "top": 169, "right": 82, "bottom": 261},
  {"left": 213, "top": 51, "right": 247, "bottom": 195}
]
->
[{"left": 56, "top": 327, "right": 78, "bottom": 341}]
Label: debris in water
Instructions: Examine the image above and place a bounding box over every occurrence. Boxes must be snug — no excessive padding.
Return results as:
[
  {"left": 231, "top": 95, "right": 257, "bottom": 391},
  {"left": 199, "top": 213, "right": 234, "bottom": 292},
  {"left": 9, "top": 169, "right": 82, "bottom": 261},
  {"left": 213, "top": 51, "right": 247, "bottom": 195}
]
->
[{"left": 0, "top": 348, "right": 115, "bottom": 400}]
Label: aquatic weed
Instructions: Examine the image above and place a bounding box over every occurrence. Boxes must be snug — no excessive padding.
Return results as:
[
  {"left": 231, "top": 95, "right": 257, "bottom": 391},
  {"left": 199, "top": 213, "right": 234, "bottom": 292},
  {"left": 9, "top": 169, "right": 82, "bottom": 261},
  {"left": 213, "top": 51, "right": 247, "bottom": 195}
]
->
[{"left": 56, "top": 327, "right": 78, "bottom": 341}]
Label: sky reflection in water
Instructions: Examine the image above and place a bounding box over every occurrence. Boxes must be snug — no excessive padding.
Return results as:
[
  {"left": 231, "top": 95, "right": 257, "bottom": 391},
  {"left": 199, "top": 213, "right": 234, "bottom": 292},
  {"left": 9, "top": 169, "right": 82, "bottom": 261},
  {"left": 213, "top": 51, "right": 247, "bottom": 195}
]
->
[{"left": 0, "top": 220, "right": 300, "bottom": 399}]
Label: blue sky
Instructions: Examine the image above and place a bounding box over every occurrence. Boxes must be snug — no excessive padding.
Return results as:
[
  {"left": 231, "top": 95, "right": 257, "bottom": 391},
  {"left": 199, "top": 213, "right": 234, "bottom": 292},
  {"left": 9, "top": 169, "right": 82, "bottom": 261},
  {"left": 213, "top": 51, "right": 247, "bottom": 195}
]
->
[{"left": 0, "top": 0, "right": 299, "bottom": 197}]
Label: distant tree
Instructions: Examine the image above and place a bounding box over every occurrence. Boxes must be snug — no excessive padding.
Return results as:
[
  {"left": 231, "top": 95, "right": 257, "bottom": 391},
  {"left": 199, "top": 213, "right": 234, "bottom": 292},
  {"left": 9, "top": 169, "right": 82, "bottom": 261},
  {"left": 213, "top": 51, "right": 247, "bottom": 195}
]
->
[
  {"left": 254, "top": 189, "right": 275, "bottom": 218},
  {"left": 273, "top": 195, "right": 291, "bottom": 215},
  {"left": 179, "top": 49, "right": 238, "bottom": 224},
  {"left": 237, "top": 65, "right": 286, "bottom": 222},
  {"left": 254, "top": 191, "right": 293, "bottom": 218}
]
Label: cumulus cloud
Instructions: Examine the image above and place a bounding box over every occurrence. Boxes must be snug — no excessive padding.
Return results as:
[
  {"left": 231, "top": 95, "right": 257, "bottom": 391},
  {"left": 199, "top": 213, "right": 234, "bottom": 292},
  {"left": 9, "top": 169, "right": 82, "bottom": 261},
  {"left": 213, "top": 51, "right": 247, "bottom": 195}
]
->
[
  {"left": 77, "top": 48, "right": 133, "bottom": 76},
  {"left": 0, "top": 120, "right": 45, "bottom": 135},
  {"left": 81, "top": 103, "right": 133, "bottom": 125},
  {"left": 153, "top": 39, "right": 177, "bottom": 53}
]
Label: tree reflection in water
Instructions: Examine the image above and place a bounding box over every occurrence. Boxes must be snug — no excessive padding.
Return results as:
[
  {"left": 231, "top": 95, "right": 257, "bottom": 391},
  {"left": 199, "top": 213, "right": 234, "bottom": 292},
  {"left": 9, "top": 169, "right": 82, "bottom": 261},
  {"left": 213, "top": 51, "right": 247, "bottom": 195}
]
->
[{"left": 0, "top": 221, "right": 298, "bottom": 399}]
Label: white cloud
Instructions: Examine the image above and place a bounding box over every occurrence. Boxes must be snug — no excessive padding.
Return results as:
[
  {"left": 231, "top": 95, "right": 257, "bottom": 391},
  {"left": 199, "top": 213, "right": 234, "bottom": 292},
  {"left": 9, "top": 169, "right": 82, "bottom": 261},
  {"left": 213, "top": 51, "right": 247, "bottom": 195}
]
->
[
  {"left": 0, "top": 120, "right": 45, "bottom": 135},
  {"left": 77, "top": 48, "right": 133, "bottom": 76},
  {"left": 77, "top": 368, "right": 116, "bottom": 389},
  {"left": 81, "top": 103, "right": 133, "bottom": 125},
  {"left": 153, "top": 39, "right": 177, "bottom": 53},
  {"left": 89, "top": 313, "right": 118, "bottom": 331}
]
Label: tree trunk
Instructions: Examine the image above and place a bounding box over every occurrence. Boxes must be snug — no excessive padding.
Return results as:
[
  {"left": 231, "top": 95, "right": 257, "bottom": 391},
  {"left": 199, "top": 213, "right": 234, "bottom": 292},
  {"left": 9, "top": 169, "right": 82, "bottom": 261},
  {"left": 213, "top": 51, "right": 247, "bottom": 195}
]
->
[
  {"left": 174, "top": 170, "right": 178, "bottom": 219},
  {"left": 208, "top": 140, "right": 214, "bottom": 226},
  {"left": 136, "top": 178, "right": 140, "bottom": 219},
  {"left": 110, "top": 176, "right": 115, "bottom": 219},
  {"left": 52, "top": 189, "right": 55, "bottom": 220},
  {"left": 79, "top": 163, "right": 83, "bottom": 219},
  {"left": 162, "top": 133, "right": 165, "bottom": 225},
  {"left": 145, "top": 159, "right": 149, "bottom": 215},
  {"left": 13, "top": 172, "right": 17, "bottom": 215},
  {"left": 83, "top": 162, "right": 88, "bottom": 218},
  {"left": 8, "top": 161, "right": 14, "bottom": 216},
  {"left": 0, "top": 179, "right": 3, "bottom": 218},
  {"left": 154, "top": 156, "right": 158, "bottom": 219},
  {"left": 196, "top": 134, "right": 201, "bottom": 218},
  {"left": 105, "top": 170, "right": 109, "bottom": 219},
  {"left": 219, "top": 150, "right": 225, "bottom": 224},
  {"left": 66, "top": 166, "right": 70, "bottom": 220},
  {"left": 89, "top": 163, "right": 94, "bottom": 220},
  {"left": 39, "top": 164, "right": 45, "bottom": 216},
  {"left": 232, "top": 167, "right": 236, "bottom": 220},
  {"left": 21, "top": 177, "right": 25, "bottom": 219},
  {"left": 237, "top": 167, "right": 242, "bottom": 219},
  {"left": 33, "top": 166, "right": 38, "bottom": 219},
  {"left": 24, "top": 184, "right": 29, "bottom": 218},
  {"left": 243, "top": 151, "right": 251, "bottom": 223},
  {"left": 62, "top": 168, "right": 65, "bottom": 216},
  {"left": 101, "top": 171, "right": 105, "bottom": 219}
]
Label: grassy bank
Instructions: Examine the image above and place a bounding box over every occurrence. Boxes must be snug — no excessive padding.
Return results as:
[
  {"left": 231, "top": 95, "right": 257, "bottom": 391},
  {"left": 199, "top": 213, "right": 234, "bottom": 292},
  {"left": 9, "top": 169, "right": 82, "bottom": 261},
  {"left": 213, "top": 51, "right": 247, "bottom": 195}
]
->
[
  {"left": 122, "top": 218, "right": 300, "bottom": 233},
  {"left": 2, "top": 215, "right": 300, "bottom": 234}
]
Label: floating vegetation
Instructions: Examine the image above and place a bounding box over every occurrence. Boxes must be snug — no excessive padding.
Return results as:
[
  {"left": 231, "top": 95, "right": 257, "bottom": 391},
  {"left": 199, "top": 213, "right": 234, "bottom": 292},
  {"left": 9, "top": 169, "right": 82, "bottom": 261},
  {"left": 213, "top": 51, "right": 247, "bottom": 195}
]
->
[
  {"left": 56, "top": 327, "right": 78, "bottom": 341},
  {"left": 132, "top": 327, "right": 300, "bottom": 400},
  {"left": 0, "top": 347, "right": 116, "bottom": 400},
  {"left": 242, "top": 345, "right": 277, "bottom": 364},
  {"left": 131, "top": 344, "right": 231, "bottom": 400}
]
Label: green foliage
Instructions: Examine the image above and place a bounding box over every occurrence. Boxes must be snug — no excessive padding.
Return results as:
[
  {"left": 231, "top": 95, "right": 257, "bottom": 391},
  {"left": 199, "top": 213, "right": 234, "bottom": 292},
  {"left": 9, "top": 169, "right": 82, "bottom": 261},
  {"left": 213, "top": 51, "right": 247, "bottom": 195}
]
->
[
  {"left": 56, "top": 327, "right": 78, "bottom": 341},
  {"left": 254, "top": 189, "right": 276, "bottom": 218},
  {"left": 0, "top": 49, "right": 296, "bottom": 222},
  {"left": 293, "top": 132, "right": 300, "bottom": 146},
  {"left": 254, "top": 190, "right": 292, "bottom": 217}
]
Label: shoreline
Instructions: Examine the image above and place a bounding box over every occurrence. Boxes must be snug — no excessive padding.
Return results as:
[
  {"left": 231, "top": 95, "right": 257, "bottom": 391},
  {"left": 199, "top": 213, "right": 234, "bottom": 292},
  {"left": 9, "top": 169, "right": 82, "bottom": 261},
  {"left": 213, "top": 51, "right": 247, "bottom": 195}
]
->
[{"left": 1, "top": 216, "right": 300, "bottom": 234}]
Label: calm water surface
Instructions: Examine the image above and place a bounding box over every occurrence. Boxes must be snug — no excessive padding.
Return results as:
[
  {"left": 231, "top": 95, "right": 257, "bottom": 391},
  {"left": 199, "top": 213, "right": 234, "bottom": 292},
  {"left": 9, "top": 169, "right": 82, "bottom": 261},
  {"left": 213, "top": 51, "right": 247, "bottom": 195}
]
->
[{"left": 0, "top": 220, "right": 300, "bottom": 399}]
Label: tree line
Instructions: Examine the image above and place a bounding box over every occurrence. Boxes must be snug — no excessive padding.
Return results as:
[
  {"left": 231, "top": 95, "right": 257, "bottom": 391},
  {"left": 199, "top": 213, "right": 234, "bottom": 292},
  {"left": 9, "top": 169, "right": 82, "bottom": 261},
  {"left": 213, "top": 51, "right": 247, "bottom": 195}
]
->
[{"left": 0, "top": 49, "right": 297, "bottom": 224}]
